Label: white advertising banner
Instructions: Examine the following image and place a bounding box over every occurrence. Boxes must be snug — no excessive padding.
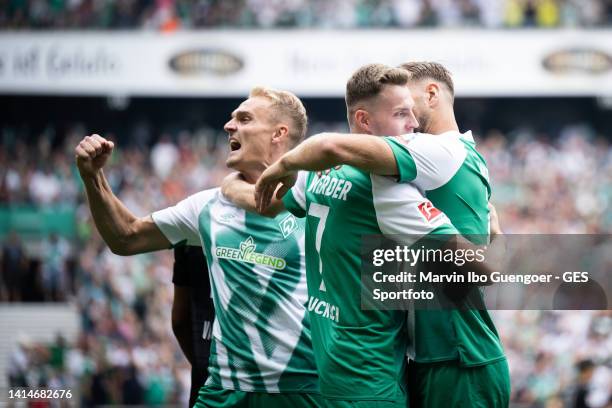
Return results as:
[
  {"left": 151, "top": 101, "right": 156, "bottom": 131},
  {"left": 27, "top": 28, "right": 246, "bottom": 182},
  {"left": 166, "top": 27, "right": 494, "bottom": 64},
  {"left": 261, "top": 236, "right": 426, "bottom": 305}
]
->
[{"left": 0, "top": 30, "right": 611, "bottom": 97}]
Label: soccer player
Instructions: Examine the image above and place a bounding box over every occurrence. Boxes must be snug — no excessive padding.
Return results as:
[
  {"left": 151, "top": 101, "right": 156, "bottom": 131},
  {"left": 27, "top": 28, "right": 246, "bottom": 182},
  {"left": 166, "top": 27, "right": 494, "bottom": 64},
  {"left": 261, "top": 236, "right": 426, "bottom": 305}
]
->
[
  {"left": 171, "top": 245, "right": 214, "bottom": 407},
  {"left": 224, "top": 64, "right": 503, "bottom": 408},
  {"left": 75, "top": 87, "right": 322, "bottom": 408},
  {"left": 255, "top": 62, "right": 510, "bottom": 408}
]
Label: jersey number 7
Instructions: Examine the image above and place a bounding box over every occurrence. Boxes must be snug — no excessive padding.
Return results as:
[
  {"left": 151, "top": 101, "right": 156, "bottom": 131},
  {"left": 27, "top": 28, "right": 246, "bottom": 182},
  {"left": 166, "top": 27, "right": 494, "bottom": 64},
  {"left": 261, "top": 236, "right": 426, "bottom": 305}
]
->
[{"left": 308, "top": 203, "right": 329, "bottom": 292}]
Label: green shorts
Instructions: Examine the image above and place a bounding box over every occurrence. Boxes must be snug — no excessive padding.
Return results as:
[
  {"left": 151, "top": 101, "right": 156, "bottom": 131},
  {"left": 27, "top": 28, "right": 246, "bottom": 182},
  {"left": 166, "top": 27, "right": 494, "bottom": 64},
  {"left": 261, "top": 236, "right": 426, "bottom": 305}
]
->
[
  {"left": 194, "top": 384, "right": 324, "bottom": 408},
  {"left": 407, "top": 358, "right": 510, "bottom": 408},
  {"left": 322, "top": 399, "right": 407, "bottom": 408},
  {"left": 322, "top": 388, "right": 408, "bottom": 408}
]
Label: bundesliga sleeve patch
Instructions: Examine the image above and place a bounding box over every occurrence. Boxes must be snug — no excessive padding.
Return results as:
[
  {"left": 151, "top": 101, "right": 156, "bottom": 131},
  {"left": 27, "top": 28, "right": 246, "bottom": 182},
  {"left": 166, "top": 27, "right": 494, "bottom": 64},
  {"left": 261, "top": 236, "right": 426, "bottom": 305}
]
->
[{"left": 417, "top": 201, "right": 443, "bottom": 222}]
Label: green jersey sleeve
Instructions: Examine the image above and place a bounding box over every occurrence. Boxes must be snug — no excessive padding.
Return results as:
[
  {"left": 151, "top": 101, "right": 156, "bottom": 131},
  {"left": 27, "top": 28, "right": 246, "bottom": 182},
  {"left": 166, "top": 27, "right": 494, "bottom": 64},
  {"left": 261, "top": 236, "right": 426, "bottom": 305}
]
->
[
  {"left": 383, "top": 136, "right": 417, "bottom": 182},
  {"left": 282, "top": 171, "right": 308, "bottom": 218},
  {"left": 384, "top": 133, "right": 469, "bottom": 190}
]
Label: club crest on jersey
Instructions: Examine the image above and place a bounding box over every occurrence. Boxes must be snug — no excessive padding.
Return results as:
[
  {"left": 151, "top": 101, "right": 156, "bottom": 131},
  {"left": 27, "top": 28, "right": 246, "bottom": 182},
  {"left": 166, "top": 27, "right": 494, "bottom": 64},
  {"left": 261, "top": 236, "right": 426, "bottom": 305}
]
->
[
  {"left": 417, "top": 202, "right": 443, "bottom": 222},
  {"left": 218, "top": 212, "right": 236, "bottom": 224},
  {"left": 215, "top": 236, "right": 287, "bottom": 270},
  {"left": 279, "top": 214, "right": 298, "bottom": 238}
]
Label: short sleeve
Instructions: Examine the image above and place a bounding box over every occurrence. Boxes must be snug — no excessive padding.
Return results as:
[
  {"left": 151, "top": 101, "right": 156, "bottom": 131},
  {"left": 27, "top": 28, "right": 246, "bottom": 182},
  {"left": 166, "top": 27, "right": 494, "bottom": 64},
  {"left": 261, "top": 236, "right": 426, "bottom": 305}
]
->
[
  {"left": 383, "top": 136, "right": 418, "bottom": 182},
  {"left": 152, "top": 189, "right": 217, "bottom": 247},
  {"left": 282, "top": 171, "right": 308, "bottom": 218},
  {"left": 387, "top": 133, "right": 467, "bottom": 191},
  {"left": 370, "top": 174, "right": 458, "bottom": 241}
]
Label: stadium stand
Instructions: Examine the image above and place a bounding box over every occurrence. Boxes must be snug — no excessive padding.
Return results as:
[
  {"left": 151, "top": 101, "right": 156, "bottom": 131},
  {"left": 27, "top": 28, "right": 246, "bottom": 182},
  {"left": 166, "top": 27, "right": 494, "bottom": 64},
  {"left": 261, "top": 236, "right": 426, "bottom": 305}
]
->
[{"left": 1, "top": 0, "right": 611, "bottom": 30}]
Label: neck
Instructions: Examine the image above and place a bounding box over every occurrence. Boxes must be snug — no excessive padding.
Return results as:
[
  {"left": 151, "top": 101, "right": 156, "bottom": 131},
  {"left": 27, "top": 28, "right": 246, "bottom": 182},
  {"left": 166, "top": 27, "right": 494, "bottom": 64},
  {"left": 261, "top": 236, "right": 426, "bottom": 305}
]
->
[
  {"left": 236, "top": 147, "right": 284, "bottom": 184},
  {"left": 426, "top": 105, "right": 459, "bottom": 135},
  {"left": 350, "top": 124, "right": 369, "bottom": 135},
  {"left": 240, "top": 169, "right": 261, "bottom": 184}
]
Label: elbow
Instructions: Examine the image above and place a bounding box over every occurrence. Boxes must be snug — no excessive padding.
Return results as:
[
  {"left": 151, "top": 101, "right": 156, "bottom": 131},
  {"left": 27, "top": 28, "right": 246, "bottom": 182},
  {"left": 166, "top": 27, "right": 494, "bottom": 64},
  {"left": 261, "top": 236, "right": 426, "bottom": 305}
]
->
[
  {"left": 107, "top": 233, "right": 138, "bottom": 256},
  {"left": 107, "top": 220, "right": 149, "bottom": 256},
  {"left": 108, "top": 241, "right": 132, "bottom": 256}
]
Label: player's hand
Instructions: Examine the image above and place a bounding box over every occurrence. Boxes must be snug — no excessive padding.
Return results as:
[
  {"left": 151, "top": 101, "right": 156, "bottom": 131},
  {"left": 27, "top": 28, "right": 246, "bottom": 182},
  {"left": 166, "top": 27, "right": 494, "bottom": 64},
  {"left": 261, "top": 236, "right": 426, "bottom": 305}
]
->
[
  {"left": 75, "top": 134, "right": 114, "bottom": 178},
  {"left": 488, "top": 202, "right": 503, "bottom": 236},
  {"left": 221, "top": 172, "right": 245, "bottom": 200},
  {"left": 255, "top": 159, "right": 296, "bottom": 213}
]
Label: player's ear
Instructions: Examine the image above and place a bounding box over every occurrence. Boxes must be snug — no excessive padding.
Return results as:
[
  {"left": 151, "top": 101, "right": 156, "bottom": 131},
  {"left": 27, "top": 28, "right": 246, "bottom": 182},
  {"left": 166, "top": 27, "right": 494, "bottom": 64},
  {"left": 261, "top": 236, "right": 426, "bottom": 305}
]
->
[
  {"left": 426, "top": 82, "right": 440, "bottom": 108},
  {"left": 355, "top": 109, "right": 370, "bottom": 133},
  {"left": 272, "top": 124, "right": 289, "bottom": 144}
]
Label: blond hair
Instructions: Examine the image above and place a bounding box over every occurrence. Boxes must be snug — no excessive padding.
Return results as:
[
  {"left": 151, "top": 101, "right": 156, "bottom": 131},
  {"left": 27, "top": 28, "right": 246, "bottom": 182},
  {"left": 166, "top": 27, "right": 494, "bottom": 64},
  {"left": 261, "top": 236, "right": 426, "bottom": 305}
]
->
[
  {"left": 399, "top": 61, "right": 454, "bottom": 101},
  {"left": 345, "top": 63, "right": 409, "bottom": 110},
  {"left": 250, "top": 86, "right": 308, "bottom": 147}
]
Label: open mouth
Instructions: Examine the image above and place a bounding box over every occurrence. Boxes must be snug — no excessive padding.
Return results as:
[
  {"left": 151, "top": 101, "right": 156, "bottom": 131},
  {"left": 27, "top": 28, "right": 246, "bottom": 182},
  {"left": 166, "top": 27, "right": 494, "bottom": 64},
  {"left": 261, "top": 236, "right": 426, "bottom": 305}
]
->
[{"left": 229, "top": 139, "right": 241, "bottom": 152}]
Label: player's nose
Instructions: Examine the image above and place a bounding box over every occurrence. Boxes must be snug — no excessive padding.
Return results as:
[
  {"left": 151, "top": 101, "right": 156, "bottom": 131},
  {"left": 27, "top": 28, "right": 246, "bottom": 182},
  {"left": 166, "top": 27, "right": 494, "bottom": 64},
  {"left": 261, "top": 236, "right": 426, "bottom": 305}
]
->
[
  {"left": 224, "top": 119, "right": 237, "bottom": 133},
  {"left": 409, "top": 115, "right": 419, "bottom": 131}
]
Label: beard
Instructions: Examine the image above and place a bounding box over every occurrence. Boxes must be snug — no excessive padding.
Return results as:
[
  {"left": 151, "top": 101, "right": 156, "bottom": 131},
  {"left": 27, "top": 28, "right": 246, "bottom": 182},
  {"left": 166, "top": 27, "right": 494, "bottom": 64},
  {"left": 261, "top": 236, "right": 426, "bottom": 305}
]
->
[{"left": 414, "top": 112, "right": 431, "bottom": 134}]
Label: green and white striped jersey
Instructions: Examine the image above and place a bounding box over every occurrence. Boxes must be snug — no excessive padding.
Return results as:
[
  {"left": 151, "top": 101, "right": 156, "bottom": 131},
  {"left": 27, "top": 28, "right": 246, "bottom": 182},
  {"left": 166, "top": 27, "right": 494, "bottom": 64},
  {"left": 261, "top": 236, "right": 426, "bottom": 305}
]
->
[
  {"left": 384, "top": 130, "right": 506, "bottom": 367},
  {"left": 152, "top": 188, "right": 319, "bottom": 393},
  {"left": 282, "top": 167, "right": 458, "bottom": 401}
]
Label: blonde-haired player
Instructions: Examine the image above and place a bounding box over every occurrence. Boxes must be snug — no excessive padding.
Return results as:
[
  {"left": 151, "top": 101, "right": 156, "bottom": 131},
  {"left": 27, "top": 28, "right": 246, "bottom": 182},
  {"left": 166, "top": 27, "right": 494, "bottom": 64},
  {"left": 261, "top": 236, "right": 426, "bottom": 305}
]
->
[{"left": 75, "top": 87, "right": 322, "bottom": 408}]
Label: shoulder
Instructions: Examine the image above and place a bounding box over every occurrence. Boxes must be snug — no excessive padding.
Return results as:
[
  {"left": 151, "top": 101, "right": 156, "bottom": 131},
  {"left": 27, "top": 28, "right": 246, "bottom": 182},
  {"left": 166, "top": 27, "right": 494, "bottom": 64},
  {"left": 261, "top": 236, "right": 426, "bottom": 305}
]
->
[
  {"left": 402, "top": 131, "right": 466, "bottom": 151},
  {"left": 193, "top": 187, "right": 220, "bottom": 202},
  {"left": 187, "top": 187, "right": 220, "bottom": 208},
  {"left": 172, "top": 187, "right": 220, "bottom": 217}
]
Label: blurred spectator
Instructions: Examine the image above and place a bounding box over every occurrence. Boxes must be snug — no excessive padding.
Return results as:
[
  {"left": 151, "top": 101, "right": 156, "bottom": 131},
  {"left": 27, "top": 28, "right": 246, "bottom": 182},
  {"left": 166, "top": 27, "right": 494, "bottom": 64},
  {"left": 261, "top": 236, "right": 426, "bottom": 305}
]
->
[
  {"left": 493, "top": 310, "right": 612, "bottom": 407},
  {"left": 573, "top": 359, "right": 596, "bottom": 408},
  {"left": 0, "top": 0, "right": 610, "bottom": 29},
  {"left": 150, "top": 134, "right": 180, "bottom": 180},
  {"left": 478, "top": 126, "right": 611, "bottom": 233},
  {"left": 41, "top": 233, "right": 71, "bottom": 301},
  {"left": 29, "top": 165, "right": 61, "bottom": 206},
  {"left": 1, "top": 230, "right": 27, "bottom": 301},
  {"left": 7, "top": 334, "right": 31, "bottom": 387}
]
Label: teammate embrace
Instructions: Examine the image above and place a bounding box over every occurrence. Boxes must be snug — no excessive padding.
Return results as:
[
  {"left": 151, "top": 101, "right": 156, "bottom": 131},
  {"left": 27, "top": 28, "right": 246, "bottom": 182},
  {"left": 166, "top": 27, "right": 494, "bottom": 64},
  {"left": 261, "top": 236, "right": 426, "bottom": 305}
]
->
[{"left": 76, "top": 62, "right": 510, "bottom": 407}]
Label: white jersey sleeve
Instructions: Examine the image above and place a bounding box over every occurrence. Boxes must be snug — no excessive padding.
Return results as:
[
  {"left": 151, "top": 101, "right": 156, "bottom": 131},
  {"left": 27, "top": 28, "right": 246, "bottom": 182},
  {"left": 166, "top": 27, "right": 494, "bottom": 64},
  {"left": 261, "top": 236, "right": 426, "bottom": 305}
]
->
[
  {"left": 384, "top": 132, "right": 467, "bottom": 191},
  {"left": 370, "top": 174, "right": 458, "bottom": 240},
  {"left": 151, "top": 188, "right": 218, "bottom": 246}
]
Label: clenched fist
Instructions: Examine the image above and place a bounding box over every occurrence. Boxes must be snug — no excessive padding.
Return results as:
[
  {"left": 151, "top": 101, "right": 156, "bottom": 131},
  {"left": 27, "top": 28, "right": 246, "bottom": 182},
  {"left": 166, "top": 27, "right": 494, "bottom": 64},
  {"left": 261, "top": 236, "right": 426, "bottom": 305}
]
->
[{"left": 75, "top": 134, "right": 114, "bottom": 178}]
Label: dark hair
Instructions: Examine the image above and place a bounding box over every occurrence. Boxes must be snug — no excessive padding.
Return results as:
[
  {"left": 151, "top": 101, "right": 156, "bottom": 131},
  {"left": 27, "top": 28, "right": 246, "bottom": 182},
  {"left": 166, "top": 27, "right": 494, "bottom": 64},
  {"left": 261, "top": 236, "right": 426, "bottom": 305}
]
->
[
  {"left": 399, "top": 61, "right": 455, "bottom": 100},
  {"left": 345, "top": 63, "right": 409, "bottom": 110}
]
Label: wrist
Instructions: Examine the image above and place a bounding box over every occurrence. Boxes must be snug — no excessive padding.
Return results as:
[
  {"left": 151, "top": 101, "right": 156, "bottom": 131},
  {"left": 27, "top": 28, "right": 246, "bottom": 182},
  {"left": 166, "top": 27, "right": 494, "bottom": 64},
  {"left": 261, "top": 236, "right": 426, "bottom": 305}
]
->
[{"left": 79, "top": 167, "right": 103, "bottom": 183}]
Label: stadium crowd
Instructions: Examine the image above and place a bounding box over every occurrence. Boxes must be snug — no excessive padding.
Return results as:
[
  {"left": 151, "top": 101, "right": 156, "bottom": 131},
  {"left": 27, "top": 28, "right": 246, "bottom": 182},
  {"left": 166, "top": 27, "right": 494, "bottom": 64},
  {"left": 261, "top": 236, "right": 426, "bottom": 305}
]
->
[
  {"left": 1, "top": 121, "right": 611, "bottom": 406},
  {"left": 1, "top": 0, "right": 611, "bottom": 30}
]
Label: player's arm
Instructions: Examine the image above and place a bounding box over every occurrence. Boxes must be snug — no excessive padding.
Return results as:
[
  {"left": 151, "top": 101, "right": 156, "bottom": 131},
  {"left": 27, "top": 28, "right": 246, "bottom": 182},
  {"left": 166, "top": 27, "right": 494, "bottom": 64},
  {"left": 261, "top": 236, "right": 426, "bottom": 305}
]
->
[
  {"left": 445, "top": 236, "right": 503, "bottom": 285},
  {"left": 255, "top": 133, "right": 398, "bottom": 211},
  {"left": 221, "top": 172, "right": 285, "bottom": 217},
  {"left": 439, "top": 204, "right": 505, "bottom": 285},
  {"left": 171, "top": 246, "right": 195, "bottom": 365},
  {"left": 279, "top": 131, "right": 464, "bottom": 188},
  {"left": 76, "top": 134, "right": 171, "bottom": 255},
  {"left": 485, "top": 202, "right": 507, "bottom": 275},
  {"left": 172, "top": 285, "right": 194, "bottom": 365},
  {"left": 279, "top": 132, "right": 398, "bottom": 175}
]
